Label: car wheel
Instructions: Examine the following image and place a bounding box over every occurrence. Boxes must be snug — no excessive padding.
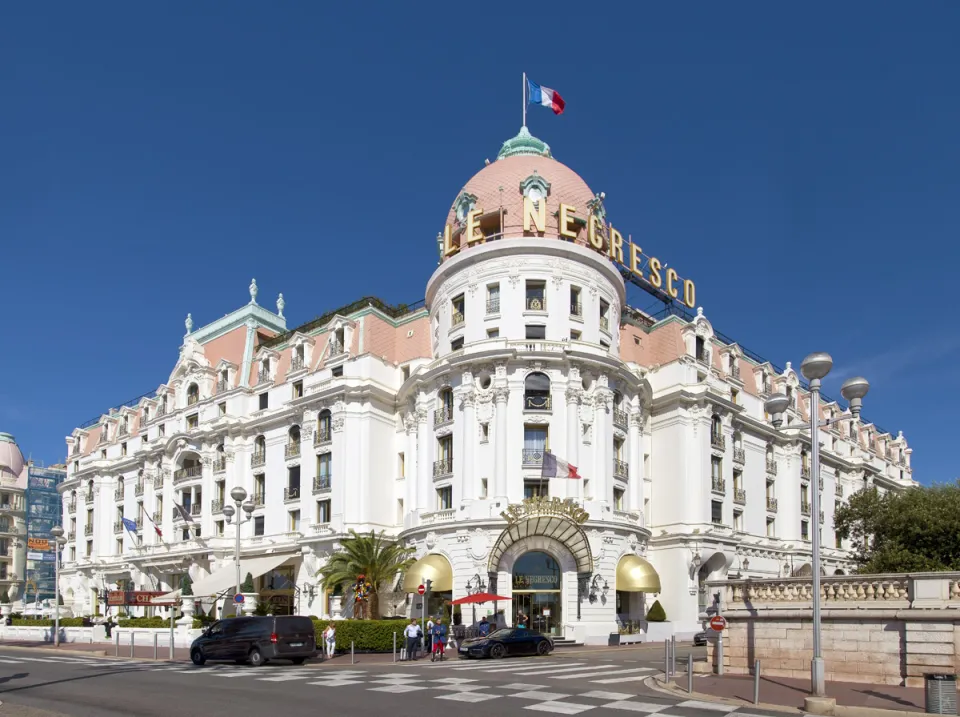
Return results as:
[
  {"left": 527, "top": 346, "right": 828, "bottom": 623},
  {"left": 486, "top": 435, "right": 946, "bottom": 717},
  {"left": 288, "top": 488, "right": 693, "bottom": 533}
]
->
[
  {"left": 248, "top": 647, "right": 264, "bottom": 667},
  {"left": 536, "top": 641, "right": 550, "bottom": 656},
  {"left": 291, "top": 657, "right": 306, "bottom": 665},
  {"left": 190, "top": 649, "right": 206, "bottom": 666},
  {"left": 489, "top": 643, "right": 505, "bottom": 659}
]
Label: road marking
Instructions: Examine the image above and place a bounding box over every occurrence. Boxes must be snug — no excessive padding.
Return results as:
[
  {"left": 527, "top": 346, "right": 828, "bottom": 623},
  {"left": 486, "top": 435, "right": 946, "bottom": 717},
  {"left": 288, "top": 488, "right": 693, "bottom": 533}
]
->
[
  {"left": 547, "top": 667, "right": 654, "bottom": 680},
  {"left": 509, "top": 691, "right": 572, "bottom": 701},
  {"left": 367, "top": 684, "right": 428, "bottom": 693},
  {"left": 257, "top": 674, "right": 313, "bottom": 682},
  {"left": 602, "top": 701, "right": 669, "bottom": 712},
  {"left": 500, "top": 683, "right": 552, "bottom": 690},
  {"left": 0, "top": 659, "right": 23, "bottom": 664},
  {"left": 674, "top": 700, "right": 738, "bottom": 712},
  {"left": 589, "top": 675, "right": 653, "bottom": 684},
  {"left": 524, "top": 701, "right": 596, "bottom": 715},
  {"left": 307, "top": 679, "right": 364, "bottom": 687},
  {"left": 578, "top": 691, "right": 635, "bottom": 700},
  {"left": 436, "top": 692, "right": 499, "bottom": 703},
  {"left": 507, "top": 663, "right": 608, "bottom": 676}
]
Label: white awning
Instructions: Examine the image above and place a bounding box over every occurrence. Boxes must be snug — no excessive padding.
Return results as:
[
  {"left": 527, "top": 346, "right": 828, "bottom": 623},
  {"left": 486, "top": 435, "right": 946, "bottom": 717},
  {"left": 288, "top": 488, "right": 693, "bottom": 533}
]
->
[{"left": 150, "top": 553, "right": 295, "bottom": 602}]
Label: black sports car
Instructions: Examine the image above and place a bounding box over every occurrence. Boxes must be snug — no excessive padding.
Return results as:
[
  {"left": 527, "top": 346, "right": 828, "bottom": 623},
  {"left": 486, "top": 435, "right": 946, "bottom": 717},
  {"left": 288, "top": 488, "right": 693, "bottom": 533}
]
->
[{"left": 458, "top": 628, "right": 554, "bottom": 659}]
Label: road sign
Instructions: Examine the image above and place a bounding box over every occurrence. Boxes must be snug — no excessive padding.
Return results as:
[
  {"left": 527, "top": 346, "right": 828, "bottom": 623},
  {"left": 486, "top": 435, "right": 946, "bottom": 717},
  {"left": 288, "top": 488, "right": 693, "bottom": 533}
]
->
[
  {"left": 709, "top": 615, "right": 728, "bottom": 631},
  {"left": 234, "top": 593, "right": 245, "bottom": 604},
  {"left": 417, "top": 584, "right": 425, "bottom": 595}
]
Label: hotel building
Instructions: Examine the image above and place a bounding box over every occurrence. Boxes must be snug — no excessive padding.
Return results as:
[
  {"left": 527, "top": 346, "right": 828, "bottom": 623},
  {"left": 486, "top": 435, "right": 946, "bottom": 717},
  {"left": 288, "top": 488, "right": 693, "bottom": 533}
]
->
[{"left": 58, "top": 128, "right": 916, "bottom": 642}]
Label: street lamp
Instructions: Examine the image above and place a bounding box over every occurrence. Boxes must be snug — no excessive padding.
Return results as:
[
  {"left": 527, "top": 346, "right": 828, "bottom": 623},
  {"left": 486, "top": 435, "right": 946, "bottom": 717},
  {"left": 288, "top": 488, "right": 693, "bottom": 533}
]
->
[
  {"left": 764, "top": 352, "right": 869, "bottom": 698},
  {"left": 49, "top": 526, "right": 67, "bottom": 647},
  {"left": 222, "top": 486, "right": 255, "bottom": 616}
]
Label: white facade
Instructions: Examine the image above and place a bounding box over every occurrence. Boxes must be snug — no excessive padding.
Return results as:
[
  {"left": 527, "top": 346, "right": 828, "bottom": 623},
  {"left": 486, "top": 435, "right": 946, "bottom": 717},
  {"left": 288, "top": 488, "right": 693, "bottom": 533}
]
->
[{"left": 57, "top": 129, "right": 916, "bottom": 642}]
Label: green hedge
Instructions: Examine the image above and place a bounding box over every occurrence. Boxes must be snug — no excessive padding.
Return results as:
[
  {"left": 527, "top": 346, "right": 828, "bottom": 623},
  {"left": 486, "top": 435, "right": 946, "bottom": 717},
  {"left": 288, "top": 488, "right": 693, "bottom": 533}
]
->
[
  {"left": 10, "top": 618, "right": 86, "bottom": 627},
  {"left": 312, "top": 619, "right": 410, "bottom": 653}
]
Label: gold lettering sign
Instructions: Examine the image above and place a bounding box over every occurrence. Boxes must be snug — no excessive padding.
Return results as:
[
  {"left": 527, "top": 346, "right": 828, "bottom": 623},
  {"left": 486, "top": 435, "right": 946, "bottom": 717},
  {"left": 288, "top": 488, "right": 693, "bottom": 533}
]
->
[
  {"left": 500, "top": 496, "right": 589, "bottom": 525},
  {"left": 442, "top": 196, "right": 696, "bottom": 308}
]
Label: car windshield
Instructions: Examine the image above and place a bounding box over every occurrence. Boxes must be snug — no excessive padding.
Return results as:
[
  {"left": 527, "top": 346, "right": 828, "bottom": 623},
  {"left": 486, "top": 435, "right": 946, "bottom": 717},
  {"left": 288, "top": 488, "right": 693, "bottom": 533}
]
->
[{"left": 489, "top": 629, "right": 523, "bottom": 639}]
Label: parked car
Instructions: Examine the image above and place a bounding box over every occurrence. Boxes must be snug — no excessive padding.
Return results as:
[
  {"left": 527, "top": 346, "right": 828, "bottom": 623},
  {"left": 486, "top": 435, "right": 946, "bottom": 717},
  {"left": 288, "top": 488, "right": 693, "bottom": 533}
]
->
[
  {"left": 190, "top": 615, "right": 317, "bottom": 667},
  {"left": 458, "top": 627, "right": 554, "bottom": 659},
  {"left": 693, "top": 631, "right": 708, "bottom": 647}
]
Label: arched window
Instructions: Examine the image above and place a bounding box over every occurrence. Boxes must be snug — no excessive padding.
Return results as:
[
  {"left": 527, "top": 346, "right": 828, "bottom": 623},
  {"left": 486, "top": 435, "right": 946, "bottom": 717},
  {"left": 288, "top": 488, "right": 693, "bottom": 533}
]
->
[
  {"left": 317, "top": 410, "right": 332, "bottom": 443},
  {"left": 252, "top": 435, "right": 267, "bottom": 468},
  {"left": 523, "top": 372, "right": 551, "bottom": 411},
  {"left": 733, "top": 430, "right": 743, "bottom": 450},
  {"left": 289, "top": 425, "right": 301, "bottom": 444},
  {"left": 801, "top": 449, "right": 809, "bottom": 476},
  {"left": 255, "top": 435, "right": 266, "bottom": 452},
  {"left": 437, "top": 388, "right": 454, "bottom": 424},
  {"left": 187, "top": 383, "right": 199, "bottom": 406},
  {"left": 710, "top": 415, "right": 722, "bottom": 442},
  {"left": 0, "top": 516, "right": 8, "bottom": 532}
]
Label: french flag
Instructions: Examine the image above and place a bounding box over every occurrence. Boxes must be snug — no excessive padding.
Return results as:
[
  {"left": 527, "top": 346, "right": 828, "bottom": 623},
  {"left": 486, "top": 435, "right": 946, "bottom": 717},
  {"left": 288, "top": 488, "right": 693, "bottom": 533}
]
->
[
  {"left": 527, "top": 79, "right": 565, "bottom": 116},
  {"left": 541, "top": 451, "right": 581, "bottom": 479}
]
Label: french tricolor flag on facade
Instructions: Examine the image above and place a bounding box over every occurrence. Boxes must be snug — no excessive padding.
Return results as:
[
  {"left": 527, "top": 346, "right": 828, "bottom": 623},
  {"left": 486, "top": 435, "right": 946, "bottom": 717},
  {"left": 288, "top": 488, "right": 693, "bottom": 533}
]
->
[
  {"left": 541, "top": 451, "right": 581, "bottom": 479},
  {"left": 527, "top": 78, "right": 565, "bottom": 115}
]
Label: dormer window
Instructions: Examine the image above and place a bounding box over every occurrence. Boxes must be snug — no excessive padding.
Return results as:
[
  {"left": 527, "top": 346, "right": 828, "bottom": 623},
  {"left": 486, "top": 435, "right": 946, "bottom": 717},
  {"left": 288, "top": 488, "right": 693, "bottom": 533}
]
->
[
  {"left": 520, "top": 173, "right": 551, "bottom": 205},
  {"left": 258, "top": 360, "right": 271, "bottom": 384},
  {"left": 453, "top": 191, "right": 478, "bottom": 223},
  {"left": 187, "top": 383, "right": 200, "bottom": 406},
  {"left": 217, "top": 370, "right": 230, "bottom": 393},
  {"left": 332, "top": 329, "right": 345, "bottom": 356},
  {"left": 451, "top": 295, "right": 465, "bottom": 327},
  {"left": 291, "top": 345, "right": 305, "bottom": 372}
]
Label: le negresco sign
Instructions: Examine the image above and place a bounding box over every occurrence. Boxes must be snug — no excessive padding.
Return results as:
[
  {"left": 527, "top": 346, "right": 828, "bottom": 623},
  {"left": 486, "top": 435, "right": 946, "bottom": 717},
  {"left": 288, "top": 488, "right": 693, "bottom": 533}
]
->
[
  {"left": 442, "top": 195, "right": 696, "bottom": 308},
  {"left": 501, "top": 496, "right": 589, "bottom": 525}
]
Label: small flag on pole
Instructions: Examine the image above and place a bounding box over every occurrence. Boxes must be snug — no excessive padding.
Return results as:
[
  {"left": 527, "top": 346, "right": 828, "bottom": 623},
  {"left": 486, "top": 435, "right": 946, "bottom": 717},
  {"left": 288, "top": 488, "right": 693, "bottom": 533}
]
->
[
  {"left": 527, "top": 78, "right": 565, "bottom": 116},
  {"left": 174, "top": 502, "right": 193, "bottom": 523},
  {"left": 541, "top": 451, "right": 581, "bottom": 479},
  {"left": 143, "top": 509, "right": 163, "bottom": 538},
  {"left": 121, "top": 517, "right": 138, "bottom": 532}
]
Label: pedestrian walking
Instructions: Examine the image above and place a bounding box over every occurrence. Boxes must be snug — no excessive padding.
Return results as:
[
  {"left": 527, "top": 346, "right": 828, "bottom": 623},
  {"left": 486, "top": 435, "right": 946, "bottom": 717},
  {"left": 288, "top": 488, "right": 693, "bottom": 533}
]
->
[
  {"left": 403, "top": 618, "right": 420, "bottom": 661},
  {"left": 322, "top": 623, "right": 336, "bottom": 659},
  {"left": 430, "top": 618, "right": 448, "bottom": 661},
  {"left": 478, "top": 615, "right": 490, "bottom": 637}
]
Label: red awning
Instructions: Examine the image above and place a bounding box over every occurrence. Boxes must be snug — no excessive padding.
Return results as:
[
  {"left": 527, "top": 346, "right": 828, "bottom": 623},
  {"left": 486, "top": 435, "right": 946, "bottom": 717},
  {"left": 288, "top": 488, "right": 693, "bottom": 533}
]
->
[{"left": 450, "top": 592, "right": 510, "bottom": 605}]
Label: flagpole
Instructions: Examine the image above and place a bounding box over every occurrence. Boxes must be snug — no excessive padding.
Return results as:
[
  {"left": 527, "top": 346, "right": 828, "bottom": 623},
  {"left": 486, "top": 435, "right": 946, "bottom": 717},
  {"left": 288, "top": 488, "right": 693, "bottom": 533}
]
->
[{"left": 522, "top": 72, "right": 527, "bottom": 128}]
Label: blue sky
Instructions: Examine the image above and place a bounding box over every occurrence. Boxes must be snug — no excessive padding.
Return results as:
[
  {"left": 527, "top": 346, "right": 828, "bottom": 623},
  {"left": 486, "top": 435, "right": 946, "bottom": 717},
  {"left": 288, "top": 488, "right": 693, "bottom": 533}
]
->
[{"left": 1, "top": 3, "right": 957, "bottom": 482}]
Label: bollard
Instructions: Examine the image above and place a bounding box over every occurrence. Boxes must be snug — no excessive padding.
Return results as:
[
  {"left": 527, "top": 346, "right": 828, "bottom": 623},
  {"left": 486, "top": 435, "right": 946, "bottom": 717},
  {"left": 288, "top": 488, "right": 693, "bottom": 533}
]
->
[
  {"left": 130, "top": 630, "right": 135, "bottom": 658},
  {"left": 671, "top": 635, "right": 676, "bottom": 677},
  {"left": 153, "top": 633, "right": 158, "bottom": 660},
  {"left": 664, "top": 640, "right": 669, "bottom": 680},
  {"left": 753, "top": 660, "right": 761, "bottom": 705},
  {"left": 115, "top": 630, "right": 120, "bottom": 657},
  {"left": 351, "top": 641, "right": 355, "bottom": 665},
  {"left": 393, "top": 632, "right": 397, "bottom": 663},
  {"left": 688, "top": 653, "right": 694, "bottom": 694}
]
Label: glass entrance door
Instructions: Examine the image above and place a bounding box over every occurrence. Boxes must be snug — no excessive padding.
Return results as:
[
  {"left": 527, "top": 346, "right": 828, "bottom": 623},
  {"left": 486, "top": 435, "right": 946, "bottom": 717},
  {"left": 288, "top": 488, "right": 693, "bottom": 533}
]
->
[
  {"left": 512, "top": 592, "right": 561, "bottom": 636},
  {"left": 512, "top": 551, "right": 563, "bottom": 637}
]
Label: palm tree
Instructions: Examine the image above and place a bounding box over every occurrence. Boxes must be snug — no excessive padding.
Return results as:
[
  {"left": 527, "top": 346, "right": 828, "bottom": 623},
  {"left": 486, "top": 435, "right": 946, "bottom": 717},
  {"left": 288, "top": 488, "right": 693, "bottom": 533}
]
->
[{"left": 316, "top": 530, "right": 415, "bottom": 619}]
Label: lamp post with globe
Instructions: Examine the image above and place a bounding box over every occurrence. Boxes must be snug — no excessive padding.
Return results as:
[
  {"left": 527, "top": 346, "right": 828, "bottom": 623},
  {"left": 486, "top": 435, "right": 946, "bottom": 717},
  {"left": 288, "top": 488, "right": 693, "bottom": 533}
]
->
[
  {"left": 764, "top": 352, "right": 870, "bottom": 699},
  {"left": 222, "top": 487, "right": 255, "bottom": 616},
  {"left": 49, "top": 526, "right": 68, "bottom": 647}
]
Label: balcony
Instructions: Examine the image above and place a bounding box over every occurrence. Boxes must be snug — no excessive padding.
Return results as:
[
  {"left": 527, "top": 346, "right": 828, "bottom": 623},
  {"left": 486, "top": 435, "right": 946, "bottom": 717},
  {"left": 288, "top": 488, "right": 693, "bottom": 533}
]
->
[
  {"left": 451, "top": 311, "right": 464, "bottom": 327},
  {"left": 523, "top": 394, "right": 551, "bottom": 412},
  {"left": 613, "top": 409, "right": 628, "bottom": 429},
  {"left": 711, "top": 477, "right": 726, "bottom": 494},
  {"left": 819, "top": 510, "right": 825, "bottom": 524},
  {"left": 114, "top": 489, "right": 124, "bottom": 502},
  {"left": 314, "top": 427, "right": 332, "bottom": 446},
  {"left": 285, "top": 441, "right": 301, "bottom": 459},
  {"left": 251, "top": 451, "right": 266, "bottom": 469},
  {"left": 801, "top": 501, "right": 811, "bottom": 516},
  {"left": 216, "top": 379, "right": 230, "bottom": 394},
  {"left": 835, "top": 484, "right": 844, "bottom": 498},
  {"left": 211, "top": 499, "right": 224, "bottom": 513},
  {"left": 729, "top": 363, "right": 741, "bottom": 380},
  {"left": 156, "top": 405, "right": 168, "bottom": 418},
  {"left": 253, "top": 492, "right": 265, "bottom": 508},
  {"left": 734, "top": 488, "right": 746, "bottom": 505},
  {"left": 290, "top": 355, "right": 305, "bottom": 372},
  {"left": 84, "top": 524, "right": 94, "bottom": 536},
  {"left": 766, "top": 497, "right": 778, "bottom": 512},
  {"left": 696, "top": 346, "right": 710, "bottom": 363},
  {"left": 766, "top": 459, "right": 778, "bottom": 475},
  {"left": 818, "top": 477, "right": 824, "bottom": 491},
  {"left": 134, "top": 482, "right": 144, "bottom": 497},
  {"left": 434, "top": 405, "right": 453, "bottom": 427},
  {"left": 67, "top": 530, "right": 77, "bottom": 541},
  {"left": 83, "top": 490, "right": 94, "bottom": 502},
  {"left": 801, "top": 466, "right": 810, "bottom": 481},
  {"left": 284, "top": 487, "right": 301, "bottom": 502},
  {"left": 67, "top": 500, "right": 77, "bottom": 513},
  {"left": 521, "top": 449, "right": 545, "bottom": 468},
  {"left": 173, "top": 465, "right": 203, "bottom": 484},
  {"left": 733, "top": 447, "right": 745, "bottom": 464},
  {"left": 613, "top": 459, "right": 629, "bottom": 479},
  {"left": 526, "top": 296, "right": 546, "bottom": 312},
  {"left": 421, "top": 509, "right": 456, "bottom": 525},
  {"left": 433, "top": 458, "right": 453, "bottom": 478},
  {"left": 190, "top": 503, "right": 201, "bottom": 517},
  {"left": 711, "top": 434, "right": 726, "bottom": 451},
  {"left": 570, "top": 301, "right": 582, "bottom": 318},
  {"left": 329, "top": 341, "right": 345, "bottom": 357},
  {"left": 187, "top": 394, "right": 199, "bottom": 406},
  {"left": 313, "top": 475, "right": 331, "bottom": 494},
  {"left": 152, "top": 510, "right": 162, "bottom": 524},
  {"left": 214, "top": 455, "right": 226, "bottom": 473},
  {"left": 113, "top": 521, "right": 124, "bottom": 534},
  {"left": 599, "top": 316, "right": 609, "bottom": 332},
  {"left": 486, "top": 298, "right": 500, "bottom": 315}
]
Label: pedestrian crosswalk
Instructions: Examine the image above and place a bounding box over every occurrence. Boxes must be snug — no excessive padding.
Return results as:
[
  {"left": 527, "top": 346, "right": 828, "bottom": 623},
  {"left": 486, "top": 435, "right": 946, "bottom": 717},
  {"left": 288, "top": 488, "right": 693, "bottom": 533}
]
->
[{"left": 414, "top": 657, "right": 658, "bottom": 682}]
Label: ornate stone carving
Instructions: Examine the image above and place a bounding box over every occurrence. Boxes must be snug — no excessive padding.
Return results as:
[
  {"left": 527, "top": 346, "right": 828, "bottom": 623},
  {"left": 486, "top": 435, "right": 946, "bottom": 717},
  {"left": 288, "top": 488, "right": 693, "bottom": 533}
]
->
[
  {"left": 469, "top": 529, "right": 490, "bottom": 561},
  {"left": 404, "top": 413, "right": 418, "bottom": 433},
  {"left": 415, "top": 408, "right": 428, "bottom": 424},
  {"left": 435, "top": 425, "right": 453, "bottom": 438},
  {"left": 492, "top": 386, "right": 509, "bottom": 403},
  {"left": 565, "top": 387, "right": 582, "bottom": 405},
  {"left": 495, "top": 363, "right": 507, "bottom": 378},
  {"left": 459, "top": 391, "right": 476, "bottom": 409},
  {"left": 424, "top": 531, "right": 438, "bottom": 550},
  {"left": 249, "top": 278, "right": 258, "bottom": 305},
  {"left": 332, "top": 416, "right": 345, "bottom": 433}
]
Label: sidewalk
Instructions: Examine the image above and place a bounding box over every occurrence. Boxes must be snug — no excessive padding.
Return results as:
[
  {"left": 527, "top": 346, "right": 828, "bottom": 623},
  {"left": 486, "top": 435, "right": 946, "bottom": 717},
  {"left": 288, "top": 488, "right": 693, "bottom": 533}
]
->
[
  {"left": 665, "top": 673, "right": 930, "bottom": 714},
  {"left": 0, "top": 639, "right": 192, "bottom": 661}
]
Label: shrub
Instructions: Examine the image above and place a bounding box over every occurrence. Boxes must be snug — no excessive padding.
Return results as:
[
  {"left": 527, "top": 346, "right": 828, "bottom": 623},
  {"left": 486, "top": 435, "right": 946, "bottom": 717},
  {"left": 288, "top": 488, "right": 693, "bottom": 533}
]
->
[
  {"left": 10, "top": 618, "right": 85, "bottom": 627},
  {"left": 118, "top": 617, "right": 172, "bottom": 628},
  {"left": 180, "top": 575, "right": 193, "bottom": 596},
  {"left": 0, "top": 592, "right": 9, "bottom": 604},
  {"left": 241, "top": 573, "right": 255, "bottom": 592},
  {"left": 645, "top": 600, "right": 667, "bottom": 622},
  {"left": 311, "top": 619, "right": 411, "bottom": 653}
]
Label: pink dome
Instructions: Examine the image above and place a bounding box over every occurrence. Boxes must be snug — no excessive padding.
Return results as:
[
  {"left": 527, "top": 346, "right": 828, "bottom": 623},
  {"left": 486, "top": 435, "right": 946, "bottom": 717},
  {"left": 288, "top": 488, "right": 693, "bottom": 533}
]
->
[{"left": 0, "top": 433, "right": 24, "bottom": 480}]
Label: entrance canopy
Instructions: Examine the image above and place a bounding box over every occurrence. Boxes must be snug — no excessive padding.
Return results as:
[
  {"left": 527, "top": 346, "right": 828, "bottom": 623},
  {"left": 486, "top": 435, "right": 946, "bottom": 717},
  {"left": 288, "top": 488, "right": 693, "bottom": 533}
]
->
[
  {"left": 402, "top": 553, "right": 453, "bottom": 592},
  {"left": 152, "top": 552, "right": 294, "bottom": 602},
  {"left": 489, "top": 515, "right": 593, "bottom": 575},
  {"left": 616, "top": 554, "right": 661, "bottom": 593}
]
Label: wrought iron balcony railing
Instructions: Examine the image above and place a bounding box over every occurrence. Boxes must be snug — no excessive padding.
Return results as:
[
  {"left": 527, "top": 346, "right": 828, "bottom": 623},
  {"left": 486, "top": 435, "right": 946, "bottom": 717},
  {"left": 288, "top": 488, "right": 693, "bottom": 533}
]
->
[
  {"left": 216, "top": 379, "right": 230, "bottom": 394},
  {"left": 523, "top": 394, "right": 551, "bottom": 411},
  {"left": 134, "top": 482, "right": 144, "bottom": 496},
  {"left": 251, "top": 451, "right": 266, "bottom": 468},
  {"left": 711, "top": 434, "right": 725, "bottom": 451},
  {"left": 211, "top": 499, "right": 224, "bottom": 513},
  {"left": 733, "top": 447, "right": 745, "bottom": 464},
  {"left": 613, "top": 409, "right": 628, "bottom": 429},
  {"left": 766, "top": 497, "right": 778, "bottom": 512},
  {"left": 434, "top": 405, "right": 453, "bottom": 426},
  {"left": 285, "top": 441, "right": 301, "bottom": 459},
  {"left": 801, "top": 501, "right": 811, "bottom": 516},
  {"left": 283, "top": 487, "right": 300, "bottom": 502},
  {"left": 526, "top": 296, "right": 546, "bottom": 311},
  {"left": 521, "top": 449, "right": 545, "bottom": 467},
  {"left": 451, "top": 311, "right": 464, "bottom": 327},
  {"left": 570, "top": 301, "right": 582, "bottom": 317},
  {"left": 734, "top": 488, "right": 746, "bottom": 505},
  {"left": 486, "top": 298, "right": 500, "bottom": 315},
  {"left": 766, "top": 459, "right": 778, "bottom": 475},
  {"left": 173, "top": 465, "right": 203, "bottom": 484},
  {"left": 313, "top": 475, "right": 332, "bottom": 493},
  {"left": 84, "top": 524, "right": 94, "bottom": 536},
  {"left": 613, "top": 459, "right": 629, "bottom": 479},
  {"left": 315, "top": 427, "right": 332, "bottom": 445},
  {"left": 433, "top": 458, "right": 453, "bottom": 478},
  {"left": 711, "top": 477, "right": 726, "bottom": 494},
  {"left": 599, "top": 316, "right": 609, "bottom": 331},
  {"left": 214, "top": 456, "right": 226, "bottom": 473},
  {"left": 290, "top": 355, "right": 305, "bottom": 372}
]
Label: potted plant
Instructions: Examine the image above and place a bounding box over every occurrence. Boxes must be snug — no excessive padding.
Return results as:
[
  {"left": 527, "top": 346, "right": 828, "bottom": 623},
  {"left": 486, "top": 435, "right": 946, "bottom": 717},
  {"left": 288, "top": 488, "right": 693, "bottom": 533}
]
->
[
  {"left": 0, "top": 590, "right": 11, "bottom": 619},
  {"left": 177, "top": 575, "right": 195, "bottom": 626},
  {"left": 239, "top": 573, "right": 258, "bottom": 615},
  {"left": 641, "top": 599, "right": 674, "bottom": 642}
]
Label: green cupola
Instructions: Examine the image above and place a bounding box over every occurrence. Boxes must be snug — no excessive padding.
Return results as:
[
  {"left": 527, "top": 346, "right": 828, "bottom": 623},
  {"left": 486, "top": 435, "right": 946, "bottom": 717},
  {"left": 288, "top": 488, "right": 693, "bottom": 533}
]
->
[{"left": 497, "top": 126, "right": 552, "bottom": 160}]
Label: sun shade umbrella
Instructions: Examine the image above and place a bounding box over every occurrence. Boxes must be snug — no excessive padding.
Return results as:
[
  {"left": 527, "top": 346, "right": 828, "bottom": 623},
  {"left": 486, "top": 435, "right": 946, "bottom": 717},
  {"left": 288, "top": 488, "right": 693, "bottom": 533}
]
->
[{"left": 450, "top": 592, "right": 510, "bottom": 626}]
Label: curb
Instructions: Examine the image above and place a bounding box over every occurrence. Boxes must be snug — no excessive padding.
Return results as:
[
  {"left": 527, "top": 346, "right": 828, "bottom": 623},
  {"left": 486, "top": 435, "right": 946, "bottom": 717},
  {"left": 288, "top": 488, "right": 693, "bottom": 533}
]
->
[
  {"left": 642, "top": 675, "right": 930, "bottom": 717},
  {"left": 0, "top": 643, "right": 183, "bottom": 663}
]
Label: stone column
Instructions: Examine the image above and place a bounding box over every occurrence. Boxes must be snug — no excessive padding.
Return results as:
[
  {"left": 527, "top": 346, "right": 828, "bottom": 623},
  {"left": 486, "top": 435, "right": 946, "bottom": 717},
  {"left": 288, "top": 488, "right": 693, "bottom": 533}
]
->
[
  {"left": 565, "top": 387, "right": 581, "bottom": 501},
  {"left": 493, "top": 386, "right": 509, "bottom": 501},
  {"left": 460, "top": 388, "right": 476, "bottom": 502},
  {"left": 416, "top": 406, "right": 431, "bottom": 512},
  {"left": 628, "top": 410, "right": 643, "bottom": 511},
  {"left": 593, "top": 380, "right": 613, "bottom": 505},
  {"left": 404, "top": 413, "right": 418, "bottom": 515}
]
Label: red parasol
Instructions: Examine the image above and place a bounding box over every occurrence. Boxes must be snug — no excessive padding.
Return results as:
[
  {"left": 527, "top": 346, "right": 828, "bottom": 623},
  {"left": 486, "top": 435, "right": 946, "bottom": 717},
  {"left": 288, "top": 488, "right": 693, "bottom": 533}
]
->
[{"left": 450, "top": 592, "right": 509, "bottom": 605}]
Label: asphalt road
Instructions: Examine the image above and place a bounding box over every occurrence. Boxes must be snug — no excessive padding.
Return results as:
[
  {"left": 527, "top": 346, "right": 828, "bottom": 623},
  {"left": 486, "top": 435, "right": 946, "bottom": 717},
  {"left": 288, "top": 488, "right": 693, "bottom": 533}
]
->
[{"left": 0, "top": 646, "right": 783, "bottom": 717}]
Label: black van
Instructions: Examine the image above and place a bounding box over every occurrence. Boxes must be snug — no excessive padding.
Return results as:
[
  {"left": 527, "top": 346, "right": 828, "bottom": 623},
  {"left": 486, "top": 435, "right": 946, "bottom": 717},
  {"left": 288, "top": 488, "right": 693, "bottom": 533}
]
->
[{"left": 190, "top": 616, "right": 317, "bottom": 667}]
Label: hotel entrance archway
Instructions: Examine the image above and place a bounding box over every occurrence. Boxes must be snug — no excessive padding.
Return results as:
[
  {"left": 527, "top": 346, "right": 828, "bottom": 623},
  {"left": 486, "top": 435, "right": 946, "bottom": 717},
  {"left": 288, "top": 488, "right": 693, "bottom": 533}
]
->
[{"left": 511, "top": 550, "right": 562, "bottom": 636}]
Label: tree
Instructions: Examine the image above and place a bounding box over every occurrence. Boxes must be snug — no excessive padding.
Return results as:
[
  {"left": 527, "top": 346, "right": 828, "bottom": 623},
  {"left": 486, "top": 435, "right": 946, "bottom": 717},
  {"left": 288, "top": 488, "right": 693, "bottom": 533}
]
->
[
  {"left": 835, "top": 481, "right": 960, "bottom": 573},
  {"left": 315, "top": 530, "right": 415, "bottom": 619}
]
